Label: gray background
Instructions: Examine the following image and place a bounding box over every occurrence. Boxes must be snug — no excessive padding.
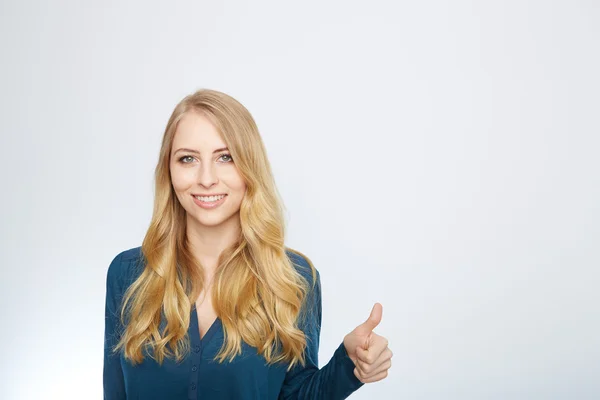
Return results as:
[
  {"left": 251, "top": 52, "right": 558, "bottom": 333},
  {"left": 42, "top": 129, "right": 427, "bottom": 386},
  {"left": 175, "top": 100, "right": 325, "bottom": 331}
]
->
[{"left": 1, "top": 0, "right": 599, "bottom": 399}]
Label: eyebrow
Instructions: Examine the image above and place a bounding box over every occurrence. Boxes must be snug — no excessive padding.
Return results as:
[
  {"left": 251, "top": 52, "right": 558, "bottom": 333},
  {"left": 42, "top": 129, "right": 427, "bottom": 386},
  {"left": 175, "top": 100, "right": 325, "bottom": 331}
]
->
[{"left": 173, "top": 147, "right": 229, "bottom": 155}]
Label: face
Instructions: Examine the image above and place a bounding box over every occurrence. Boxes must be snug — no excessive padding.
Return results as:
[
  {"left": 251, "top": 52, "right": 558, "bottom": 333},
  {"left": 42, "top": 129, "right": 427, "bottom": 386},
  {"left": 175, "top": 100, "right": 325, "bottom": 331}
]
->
[{"left": 170, "top": 111, "right": 246, "bottom": 231}]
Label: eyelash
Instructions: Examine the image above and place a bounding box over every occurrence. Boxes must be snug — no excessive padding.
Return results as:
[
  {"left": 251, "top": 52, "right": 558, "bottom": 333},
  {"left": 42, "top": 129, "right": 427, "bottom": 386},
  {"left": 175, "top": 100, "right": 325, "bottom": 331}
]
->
[{"left": 178, "top": 154, "right": 234, "bottom": 164}]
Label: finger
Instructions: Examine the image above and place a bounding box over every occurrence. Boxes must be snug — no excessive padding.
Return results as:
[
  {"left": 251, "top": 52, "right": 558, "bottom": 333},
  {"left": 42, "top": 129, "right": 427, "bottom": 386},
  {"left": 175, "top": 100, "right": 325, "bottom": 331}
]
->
[
  {"left": 359, "top": 303, "right": 383, "bottom": 335},
  {"left": 356, "top": 335, "right": 389, "bottom": 363},
  {"left": 355, "top": 347, "right": 393, "bottom": 376},
  {"left": 355, "top": 359, "right": 392, "bottom": 384},
  {"left": 368, "top": 334, "right": 389, "bottom": 359},
  {"left": 353, "top": 348, "right": 368, "bottom": 376},
  {"left": 353, "top": 366, "right": 389, "bottom": 384},
  {"left": 355, "top": 346, "right": 371, "bottom": 364},
  {"left": 367, "top": 358, "right": 392, "bottom": 378}
]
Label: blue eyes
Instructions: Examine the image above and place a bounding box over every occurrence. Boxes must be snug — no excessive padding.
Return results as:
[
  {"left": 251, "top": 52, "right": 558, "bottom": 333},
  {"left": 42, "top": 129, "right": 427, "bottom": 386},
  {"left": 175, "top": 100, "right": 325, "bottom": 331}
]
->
[{"left": 178, "top": 154, "right": 233, "bottom": 164}]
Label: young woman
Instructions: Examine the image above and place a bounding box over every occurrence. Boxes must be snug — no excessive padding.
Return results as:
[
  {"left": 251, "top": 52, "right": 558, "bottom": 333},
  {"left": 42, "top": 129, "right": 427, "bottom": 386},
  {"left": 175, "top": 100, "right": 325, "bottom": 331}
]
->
[{"left": 103, "top": 89, "right": 393, "bottom": 399}]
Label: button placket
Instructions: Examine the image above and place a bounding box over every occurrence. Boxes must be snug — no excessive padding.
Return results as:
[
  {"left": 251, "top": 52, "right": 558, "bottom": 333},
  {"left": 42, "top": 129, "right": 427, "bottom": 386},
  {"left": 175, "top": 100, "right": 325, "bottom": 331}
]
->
[
  {"left": 188, "top": 342, "right": 202, "bottom": 399},
  {"left": 188, "top": 308, "right": 202, "bottom": 400}
]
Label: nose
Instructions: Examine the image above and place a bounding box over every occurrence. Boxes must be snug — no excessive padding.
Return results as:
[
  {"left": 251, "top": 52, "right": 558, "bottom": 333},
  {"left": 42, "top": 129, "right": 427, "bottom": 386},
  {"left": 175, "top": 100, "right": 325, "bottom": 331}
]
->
[{"left": 196, "top": 162, "right": 219, "bottom": 188}]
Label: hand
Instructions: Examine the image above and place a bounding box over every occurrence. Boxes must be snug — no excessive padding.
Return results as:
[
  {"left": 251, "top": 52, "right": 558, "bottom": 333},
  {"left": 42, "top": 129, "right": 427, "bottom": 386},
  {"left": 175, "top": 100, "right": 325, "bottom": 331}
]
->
[{"left": 343, "top": 303, "right": 393, "bottom": 384}]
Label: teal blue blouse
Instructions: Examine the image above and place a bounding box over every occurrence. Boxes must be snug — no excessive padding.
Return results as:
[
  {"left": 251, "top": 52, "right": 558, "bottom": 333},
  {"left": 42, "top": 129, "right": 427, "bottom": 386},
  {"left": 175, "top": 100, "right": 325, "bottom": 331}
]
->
[{"left": 103, "top": 247, "right": 364, "bottom": 399}]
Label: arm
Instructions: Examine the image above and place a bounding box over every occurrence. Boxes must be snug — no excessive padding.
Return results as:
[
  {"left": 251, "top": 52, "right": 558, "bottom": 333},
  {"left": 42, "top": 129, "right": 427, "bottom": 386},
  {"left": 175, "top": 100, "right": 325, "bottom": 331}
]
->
[
  {"left": 103, "top": 252, "right": 127, "bottom": 400},
  {"left": 279, "top": 268, "right": 364, "bottom": 399}
]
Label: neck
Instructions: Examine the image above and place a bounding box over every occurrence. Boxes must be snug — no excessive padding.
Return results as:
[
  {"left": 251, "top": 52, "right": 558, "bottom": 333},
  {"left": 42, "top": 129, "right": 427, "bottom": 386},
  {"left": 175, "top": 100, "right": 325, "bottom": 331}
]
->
[{"left": 185, "top": 212, "right": 241, "bottom": 275}]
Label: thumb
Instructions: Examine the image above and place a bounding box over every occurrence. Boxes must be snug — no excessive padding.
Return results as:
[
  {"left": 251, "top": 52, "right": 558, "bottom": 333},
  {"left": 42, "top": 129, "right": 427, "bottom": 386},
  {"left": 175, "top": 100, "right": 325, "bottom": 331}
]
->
[{"left": 356, "top": 303, "right": 382, "bottom": 335}]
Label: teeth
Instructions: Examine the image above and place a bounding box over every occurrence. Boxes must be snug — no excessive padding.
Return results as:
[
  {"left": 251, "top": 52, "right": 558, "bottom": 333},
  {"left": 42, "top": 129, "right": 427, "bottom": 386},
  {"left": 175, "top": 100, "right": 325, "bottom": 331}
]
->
[{"left": 194, "top": 194, "right": 225, "bottom": 202}]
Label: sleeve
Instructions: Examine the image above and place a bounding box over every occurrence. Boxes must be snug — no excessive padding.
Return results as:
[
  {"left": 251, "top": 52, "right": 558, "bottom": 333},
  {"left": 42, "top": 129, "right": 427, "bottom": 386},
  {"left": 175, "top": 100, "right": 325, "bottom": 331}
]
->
[
  {"left": 103, "top": 252, "right": 127, "bottom": 400},
  {"left": 278, "top": 268, "right": 364, "bottom": 400}
]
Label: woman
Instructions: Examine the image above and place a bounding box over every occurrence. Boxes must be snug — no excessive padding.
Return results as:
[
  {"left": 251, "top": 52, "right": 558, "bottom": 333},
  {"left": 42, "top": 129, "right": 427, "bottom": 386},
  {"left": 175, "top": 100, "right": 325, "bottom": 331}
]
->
[{"left": 103, "top": 89, "right": 393, "bottom": 399}]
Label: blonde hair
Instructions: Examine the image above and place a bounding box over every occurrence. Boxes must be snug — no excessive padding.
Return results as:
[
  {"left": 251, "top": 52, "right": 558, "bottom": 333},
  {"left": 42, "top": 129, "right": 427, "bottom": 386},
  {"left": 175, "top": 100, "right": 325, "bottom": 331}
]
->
[{"left": 113, "top": 89, "right": 316, "bottom": 371}]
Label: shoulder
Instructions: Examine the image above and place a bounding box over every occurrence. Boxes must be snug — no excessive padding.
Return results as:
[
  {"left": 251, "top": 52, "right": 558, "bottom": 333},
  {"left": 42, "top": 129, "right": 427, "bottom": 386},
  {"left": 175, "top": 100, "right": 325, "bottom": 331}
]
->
[
  {"left": 106, "top": 246, "right": 145, "bottom": 289},
  {"left": 286, "top": 248, "right": 322, "bottom": 330},
  {"left": 285, "top": 247, "right": 320, "bottom": 286}
]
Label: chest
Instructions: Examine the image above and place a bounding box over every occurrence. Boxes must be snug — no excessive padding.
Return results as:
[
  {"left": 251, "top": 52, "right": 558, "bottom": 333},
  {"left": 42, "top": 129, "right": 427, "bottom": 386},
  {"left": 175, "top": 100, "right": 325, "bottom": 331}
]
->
[
  {"left": 119, "top": 305, "right": 288, "bottom": 399},
  {"left": 195, "top": 291, "right": 218, "bottom": 340}
]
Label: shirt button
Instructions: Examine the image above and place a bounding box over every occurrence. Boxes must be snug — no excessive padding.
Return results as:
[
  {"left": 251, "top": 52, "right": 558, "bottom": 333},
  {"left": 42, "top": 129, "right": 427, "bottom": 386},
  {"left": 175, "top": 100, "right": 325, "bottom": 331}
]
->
[
  {"left": 192, "top": 365, "right": 197, "bottom": 372},
  {"left": 194, "top": 346, "right": 200, "bottom": 353},
  {"left": 191, "top": 383, "right": 196, "bottom": 390}
]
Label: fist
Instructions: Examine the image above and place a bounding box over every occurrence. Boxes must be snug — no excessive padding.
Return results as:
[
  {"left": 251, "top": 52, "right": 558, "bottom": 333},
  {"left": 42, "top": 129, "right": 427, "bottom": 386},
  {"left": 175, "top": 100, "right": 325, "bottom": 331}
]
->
[{"left": 343, "top": 303, "right": 393, "bottom": 384}]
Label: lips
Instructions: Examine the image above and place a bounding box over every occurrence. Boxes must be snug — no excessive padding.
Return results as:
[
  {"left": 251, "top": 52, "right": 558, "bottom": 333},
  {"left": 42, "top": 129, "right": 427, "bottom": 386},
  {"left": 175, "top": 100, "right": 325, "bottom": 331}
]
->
[
  {"left": 193, "top": 194, "right": 226, "bottom": 200},
  {"left": 191, "top": 193, "right": 227, "bottom": 209}
]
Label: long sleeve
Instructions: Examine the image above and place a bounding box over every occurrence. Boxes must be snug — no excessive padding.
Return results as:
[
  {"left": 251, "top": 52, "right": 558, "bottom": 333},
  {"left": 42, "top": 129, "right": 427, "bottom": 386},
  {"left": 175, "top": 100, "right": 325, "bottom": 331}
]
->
[
  {"left": 103, "top": 252, "right": 127, "bottom": 400},
  {"left": 279, "top": 268, "right": 364, "bottom": 399}
]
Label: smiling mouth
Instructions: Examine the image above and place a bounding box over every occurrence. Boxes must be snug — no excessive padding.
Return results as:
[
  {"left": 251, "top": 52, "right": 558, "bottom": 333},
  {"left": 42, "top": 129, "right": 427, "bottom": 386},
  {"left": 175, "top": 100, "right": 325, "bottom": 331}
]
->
[{"left": 192, "top": 194, "right": 227, "bottom": 203}]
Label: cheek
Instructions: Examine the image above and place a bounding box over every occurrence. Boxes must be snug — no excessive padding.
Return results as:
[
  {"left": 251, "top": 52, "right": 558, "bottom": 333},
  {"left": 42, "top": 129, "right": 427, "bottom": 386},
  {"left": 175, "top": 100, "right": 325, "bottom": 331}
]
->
[
  {"left": 170, "top": 177, "right": 184, "bottom": 191},
  {"left": 220, "top": 170, "right": 245, "bottom": 191},
  {"left": 229, "top": 170, "right": 247, "bottom": 192},
  {"left": 235, "top": 179, "right": 247, "bottom": 192},
  {"left": 170, "top": 168, "right": 194, "bottom": 191}
]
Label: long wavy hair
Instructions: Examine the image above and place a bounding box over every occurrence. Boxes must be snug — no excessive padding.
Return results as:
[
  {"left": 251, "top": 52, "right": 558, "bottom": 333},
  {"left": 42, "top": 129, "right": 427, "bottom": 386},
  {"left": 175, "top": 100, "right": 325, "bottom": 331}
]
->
[{"left": 113, "top": 89, "right": 316, "bottom": 371}]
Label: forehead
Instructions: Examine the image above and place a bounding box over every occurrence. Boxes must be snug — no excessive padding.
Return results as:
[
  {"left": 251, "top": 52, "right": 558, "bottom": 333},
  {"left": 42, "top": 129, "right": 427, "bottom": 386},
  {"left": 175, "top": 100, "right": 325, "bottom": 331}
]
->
[{"left": 172, "top": 111, "right": 226, "bottom": 150}]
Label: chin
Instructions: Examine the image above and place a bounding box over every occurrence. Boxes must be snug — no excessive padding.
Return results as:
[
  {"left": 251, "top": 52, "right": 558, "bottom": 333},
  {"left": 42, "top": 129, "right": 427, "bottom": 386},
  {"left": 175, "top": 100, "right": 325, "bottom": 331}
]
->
[{"left": 192, "top": 212, "right": 234, "bottom": 227}]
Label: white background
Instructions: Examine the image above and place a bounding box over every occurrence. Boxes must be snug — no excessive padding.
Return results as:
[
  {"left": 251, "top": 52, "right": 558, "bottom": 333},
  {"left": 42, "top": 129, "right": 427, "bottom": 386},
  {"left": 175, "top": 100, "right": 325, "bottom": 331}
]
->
[{"left": 1, "top": 1, "right": 599, "bottom": 399}]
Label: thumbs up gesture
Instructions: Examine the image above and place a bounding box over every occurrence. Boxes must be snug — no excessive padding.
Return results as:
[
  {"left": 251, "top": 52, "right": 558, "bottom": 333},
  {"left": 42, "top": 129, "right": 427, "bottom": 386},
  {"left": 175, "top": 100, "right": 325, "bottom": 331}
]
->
[{"left": 343, "top": 303, "right": 393, "bottom": 383}]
